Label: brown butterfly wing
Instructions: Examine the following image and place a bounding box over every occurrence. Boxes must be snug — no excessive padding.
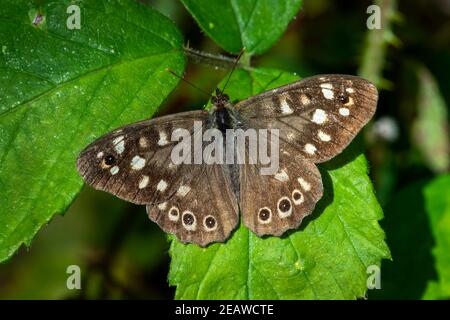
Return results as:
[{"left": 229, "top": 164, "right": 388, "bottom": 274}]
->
[
  {"left": 235, "top": 74, "right": 377, "bottom": 236},
  {"left": 77, "top": 111, "right": 238, "bottom": 246}
]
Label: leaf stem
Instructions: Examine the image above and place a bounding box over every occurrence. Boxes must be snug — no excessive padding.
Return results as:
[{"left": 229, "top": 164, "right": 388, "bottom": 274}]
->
[{"left": 183, "top": 46, "right": 253, "bottom": 71}]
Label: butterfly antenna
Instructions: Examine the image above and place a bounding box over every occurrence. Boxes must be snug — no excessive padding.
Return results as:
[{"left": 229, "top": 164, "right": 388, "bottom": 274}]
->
[
  {"left": 221, "top": 48, "right": 246, "bottom": 93},
  {"left": 166, "top": 68, "right": 212, "bottom": 98}
]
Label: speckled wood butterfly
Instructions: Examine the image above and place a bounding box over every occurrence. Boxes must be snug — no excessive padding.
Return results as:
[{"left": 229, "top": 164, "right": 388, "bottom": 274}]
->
[{"left": 77, "top": 74, "right": 378, "bottom": 246}]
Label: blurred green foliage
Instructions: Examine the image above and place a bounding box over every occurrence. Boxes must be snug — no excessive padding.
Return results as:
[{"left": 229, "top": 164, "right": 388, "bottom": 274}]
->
[{"left": 1, "top": 0, "right": 449, "bottom": 299}]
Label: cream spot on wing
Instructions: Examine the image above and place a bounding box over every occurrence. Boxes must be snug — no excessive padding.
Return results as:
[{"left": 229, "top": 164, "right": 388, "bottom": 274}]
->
[
  {"left": 97, "top": 151, "right": 104, "bottom": 159},
  {"left": 168, "top": 162, "right": 177, "bottom": 170},
  {"left": 298, "top": 177, "right": 311, "bottom": 191},
  {"left": 320, "top": 83, "right": 333, "bottom": 89},
  {"left": 286, "top": 132, "right": 295, "bottom": 141},
  {"left": 320, "top": 83, "right": 334, "bottom": 99},
  {"left": 176, "top": 185, "right": 191, "bottom": 197},
  {"left": 339, "top": 107, "right": 350, "bottom": 116},
  {"left": 130, "top": 155, "right": 146, "bottom": 170},
  {"left": 318, "top": 130, "right": 331, "bottom": 142},
  {"left": 312, "top": 109, "right": 327, "bottom": 124},
  {"left": 110, "top": 166, "right": 119, "bottom": 175},
  {"left": 274, "top": 169, "right": 289, "bottom": 182},
  {"left": 322, "top": 88, "right": 334, "bottom": 99},
  {"left": 300, "top": 94, "right": 310, "bottom": 105},
  {"left": 139, "top": 137, "right": 148, "bottom": 148},
  {"left": 280, "top": 98, "right": 294, "bottom": 115},
  {"left": 346, "top": 87, "right": 354, "bottom": 93},
  {"left": 138, "top": 175, "right": 149, "bottom": 189},
  {"left": 113, "top": 136, "right": 125, "bottom": 154},
  {"left": 156, "top": 179, "right": 168, "bottom": 192},
  {"left": 304, "top": 143, "right": 317, "bottom": 155},
  {"left": 158, "top": 131, "right": 169, "bottom": 146},
  {"left": 157, "top": 202, "right": 167, "bottom": 211}
]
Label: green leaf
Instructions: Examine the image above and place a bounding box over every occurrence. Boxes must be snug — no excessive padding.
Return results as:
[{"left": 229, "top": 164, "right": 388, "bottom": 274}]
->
[
  {"left": 180, "top": 0, "right": 302, "bottom": 55},
  {"left": 0, "top": 0, "right": 185, "bottom": 262},
  {"left": 168, "top": 68, "right": 390, "bottom": 300},
  {"left": 423, "top": 174, "right": 450, "bottom": 299}
]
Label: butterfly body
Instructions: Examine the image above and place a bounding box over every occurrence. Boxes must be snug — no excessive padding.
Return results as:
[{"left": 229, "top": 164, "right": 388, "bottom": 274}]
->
[{"left": 77, "top": 74, "right": 378, "bottom": 246}]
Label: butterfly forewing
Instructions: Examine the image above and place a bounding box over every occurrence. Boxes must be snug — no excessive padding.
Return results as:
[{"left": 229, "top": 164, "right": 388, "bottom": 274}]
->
[
  {"left": 235, "top": 74, "right": 378, "bottom": 163},
  {"left": 77, "top": 111, "right": 208, "bottom": 204}
]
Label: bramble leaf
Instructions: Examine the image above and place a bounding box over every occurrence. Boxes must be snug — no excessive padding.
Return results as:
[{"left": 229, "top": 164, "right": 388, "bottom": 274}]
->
[
  {"left": 0, "top": 0, "right": 185, "bottom": 262},
  {"left": 180, "top": 0, "right": 302, "bottom": 55}
]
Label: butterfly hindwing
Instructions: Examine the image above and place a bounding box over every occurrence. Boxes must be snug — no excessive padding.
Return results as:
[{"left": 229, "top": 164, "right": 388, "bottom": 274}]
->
[
  {"left": 235, "top": 74, "right": 378, "bottom": 163},
  {"left": 146, "top": 163, "right": 238, "bottom": 246},
  {"left": 239, "top": 142, "right": 323, "bottom": 236}
]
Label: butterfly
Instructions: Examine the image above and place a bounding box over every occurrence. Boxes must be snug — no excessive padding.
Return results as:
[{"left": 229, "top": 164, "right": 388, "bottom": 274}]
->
[{"left": 76, "top": 74, "right": 378, "bottom": 247}]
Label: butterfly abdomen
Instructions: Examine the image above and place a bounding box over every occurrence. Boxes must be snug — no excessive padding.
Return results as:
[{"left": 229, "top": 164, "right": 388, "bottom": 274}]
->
[{"left": 215, "top": 107, "right": 233, "bottom": 134}]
